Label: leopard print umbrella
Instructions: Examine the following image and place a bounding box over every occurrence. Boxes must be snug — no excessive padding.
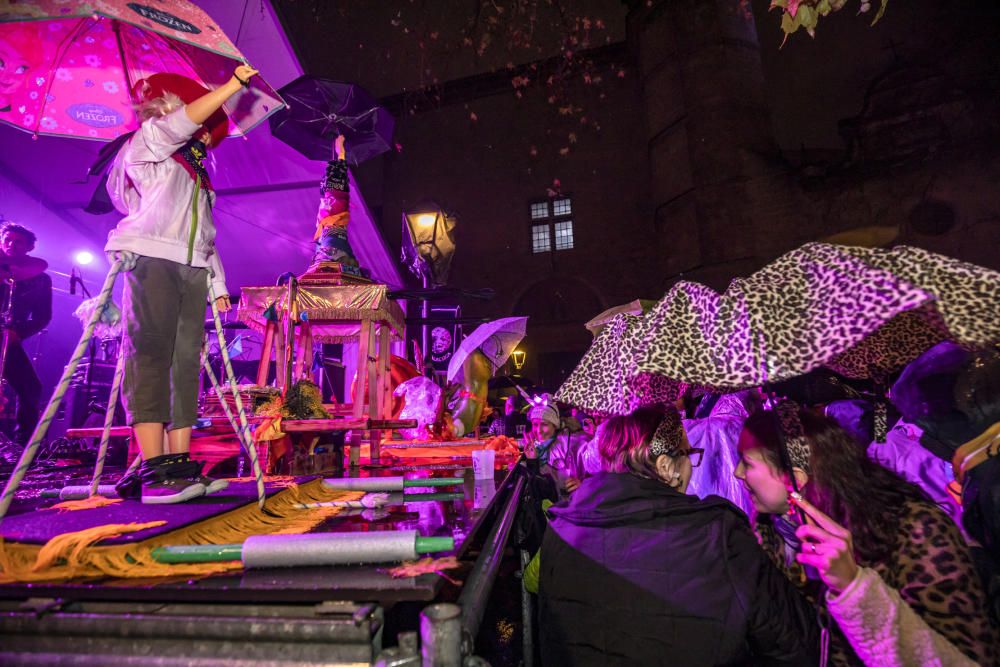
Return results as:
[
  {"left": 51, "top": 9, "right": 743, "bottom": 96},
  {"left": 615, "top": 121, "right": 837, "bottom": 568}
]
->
[
  {"left": 638, "top": 243, "right": 1000, "bottom": 387},
  {"left": 554, "top": 312, "right": 679, "bottom": 417},
  {"left": 557, "top": 244, "right": 1000, "bottom": 416}
]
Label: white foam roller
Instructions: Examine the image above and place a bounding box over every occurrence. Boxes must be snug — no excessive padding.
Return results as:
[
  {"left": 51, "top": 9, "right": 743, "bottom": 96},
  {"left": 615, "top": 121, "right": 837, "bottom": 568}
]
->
[
  {"left": 322, "top": 476, "right": 405, "bottom": 492},
  {"left": 241, "top": 530, "right": 420, "bottom": 568},
  {"left": 59, "top": 485, "right": 119, "bottom": 500}
]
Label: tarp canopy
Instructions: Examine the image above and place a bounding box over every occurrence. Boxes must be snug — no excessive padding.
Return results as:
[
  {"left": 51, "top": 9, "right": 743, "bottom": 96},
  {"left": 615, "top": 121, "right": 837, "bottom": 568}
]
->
[{"left": 0, "top": 0, "right": 404, "bottom": 292}]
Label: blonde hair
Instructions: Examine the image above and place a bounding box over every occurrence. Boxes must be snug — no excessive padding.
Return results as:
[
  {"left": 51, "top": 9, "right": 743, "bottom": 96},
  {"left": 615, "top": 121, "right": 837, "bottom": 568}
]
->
[{"left": 136, "top": 89, "right": 184, "bottom": 121}]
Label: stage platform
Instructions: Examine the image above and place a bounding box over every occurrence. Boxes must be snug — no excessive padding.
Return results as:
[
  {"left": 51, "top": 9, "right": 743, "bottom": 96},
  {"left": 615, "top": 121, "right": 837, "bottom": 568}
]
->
[{"left": 0, "top": 455, "right": 526, "bottom": 665}]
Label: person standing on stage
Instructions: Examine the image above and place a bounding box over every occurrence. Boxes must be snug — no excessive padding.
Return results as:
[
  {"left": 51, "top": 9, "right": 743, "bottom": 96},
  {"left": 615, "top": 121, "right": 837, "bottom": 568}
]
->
[
  {"left": 0, "top": 222, "right": 51, "bottom": 446},
  {"left": 105, "top": 65, "right": 257, "bottom": 504}
]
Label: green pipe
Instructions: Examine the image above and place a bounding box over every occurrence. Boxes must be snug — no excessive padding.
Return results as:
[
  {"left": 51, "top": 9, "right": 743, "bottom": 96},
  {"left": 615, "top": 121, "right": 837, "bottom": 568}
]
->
[
  {"left": 415, "top": 536, "right": 455, "bottom": 554},
  {"left": 403, "top": 492, "right": 464, "bottom": 503},
  {"left": 294, "top": 491, "right": 464, "bottom": 510},
  {"left": 151, "top": 544, "right": 243, "bottom": 563},
  {"left": 150, "top": 535, "right": 455, "bottom": 564},
  {"left": 403, "top": 477, "right": 463, "bottom": 488}
]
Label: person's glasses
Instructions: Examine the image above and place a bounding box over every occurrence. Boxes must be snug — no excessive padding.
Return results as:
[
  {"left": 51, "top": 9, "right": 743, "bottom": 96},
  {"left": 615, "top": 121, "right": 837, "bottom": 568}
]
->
[{"left": 668, "top": 447, "right": 704, "bottom": 468}]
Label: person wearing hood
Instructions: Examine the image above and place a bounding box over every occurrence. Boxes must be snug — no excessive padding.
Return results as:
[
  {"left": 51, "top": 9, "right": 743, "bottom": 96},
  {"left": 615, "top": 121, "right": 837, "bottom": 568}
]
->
[
  {"left": 539, "top": 406, "right": 819, "bottom": 666},
  {"left": 684, "top": 389, "right": 760, "bottom": 517},
  {"left": 105, "top": 66, "right": 257, "bottom": 504},
  {"left": 824, "top": 399, "right": 964, "bottom": 524}
]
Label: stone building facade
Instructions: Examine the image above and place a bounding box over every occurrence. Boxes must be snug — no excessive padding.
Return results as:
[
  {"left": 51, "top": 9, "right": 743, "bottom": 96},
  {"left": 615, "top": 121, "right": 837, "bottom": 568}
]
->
[{"left": 277, "top": 0, "right": 1000, "bottom": 388}]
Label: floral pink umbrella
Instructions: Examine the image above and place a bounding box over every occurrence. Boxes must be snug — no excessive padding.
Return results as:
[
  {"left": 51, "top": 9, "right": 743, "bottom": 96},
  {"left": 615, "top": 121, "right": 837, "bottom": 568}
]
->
[{"left": 0, "top": 0, "right": 283, "bottom": 141}]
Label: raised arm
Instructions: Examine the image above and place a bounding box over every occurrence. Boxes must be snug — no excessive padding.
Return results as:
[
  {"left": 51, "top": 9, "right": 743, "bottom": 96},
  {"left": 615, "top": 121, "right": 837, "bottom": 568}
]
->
[{"left": 185, "top": 64, "right": 258, "bottom": 126}]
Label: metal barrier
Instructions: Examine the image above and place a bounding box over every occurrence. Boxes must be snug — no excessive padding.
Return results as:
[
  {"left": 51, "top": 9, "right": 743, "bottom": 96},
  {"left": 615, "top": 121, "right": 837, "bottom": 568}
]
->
[{"left": 457, "top": 473, "right": 527, "bottom": 658}]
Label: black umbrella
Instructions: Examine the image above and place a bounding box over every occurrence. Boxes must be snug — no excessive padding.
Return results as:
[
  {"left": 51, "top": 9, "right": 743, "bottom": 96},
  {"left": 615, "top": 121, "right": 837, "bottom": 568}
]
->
[{"left": 269, "top": 75, "right": 395, "bottom": 163}]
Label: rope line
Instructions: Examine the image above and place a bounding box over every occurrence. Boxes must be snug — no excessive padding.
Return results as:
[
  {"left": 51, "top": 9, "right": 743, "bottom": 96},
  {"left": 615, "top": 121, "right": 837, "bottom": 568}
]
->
[
  {"left": 208, "top": 277, "right": 265, "bottom": 509},
  {"left": 88, "top": 348, "right": 126, "bottom": 496},
  {"left": 0, "top": 252, "right": 136, "bottom": 521}
]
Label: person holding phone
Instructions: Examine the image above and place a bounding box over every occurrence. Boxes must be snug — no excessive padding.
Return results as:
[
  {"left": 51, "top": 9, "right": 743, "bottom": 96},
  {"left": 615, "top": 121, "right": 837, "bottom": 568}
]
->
[
  {"left": 734, "top": 405, "right": 996, "bottom": 666},
  {"left": 522, "top": 396, "right": 585, "bottom": 495}
]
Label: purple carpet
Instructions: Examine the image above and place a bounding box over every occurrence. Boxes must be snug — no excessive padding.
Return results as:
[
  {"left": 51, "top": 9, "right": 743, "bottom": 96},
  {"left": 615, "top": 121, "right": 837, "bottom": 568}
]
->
[{"left": 0, "top": 479, "right": 310, "bottom": 546}]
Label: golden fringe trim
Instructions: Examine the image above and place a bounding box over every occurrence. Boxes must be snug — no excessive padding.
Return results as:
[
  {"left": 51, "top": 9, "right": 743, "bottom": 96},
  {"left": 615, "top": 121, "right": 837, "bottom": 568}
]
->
[
  {"left": 49, "top": 496, "right": 123, "bottom": 512},
  {"left": 0, "top": 480, "right": 363, "bottom": 583}
]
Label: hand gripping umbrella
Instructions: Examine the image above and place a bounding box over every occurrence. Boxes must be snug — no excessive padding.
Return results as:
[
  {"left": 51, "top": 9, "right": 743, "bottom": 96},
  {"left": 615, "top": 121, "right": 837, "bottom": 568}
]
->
[
  {"left": 0, "top": 0, "right": 284, "bottom": 141},
  {"left": 269, "top": 75, "right": 395, "bottom": 163}
]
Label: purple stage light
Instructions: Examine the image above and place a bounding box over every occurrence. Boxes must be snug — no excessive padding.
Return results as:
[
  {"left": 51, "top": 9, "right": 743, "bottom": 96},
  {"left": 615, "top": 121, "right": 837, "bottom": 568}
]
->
[{"left": 73, "top": 250, "right": 94, "bottom": 266}]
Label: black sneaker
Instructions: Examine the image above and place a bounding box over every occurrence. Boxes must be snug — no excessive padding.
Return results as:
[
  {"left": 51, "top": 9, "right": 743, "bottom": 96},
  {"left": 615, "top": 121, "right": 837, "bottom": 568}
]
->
[
  {"left": 115, "top": 466, "right": 143, "bottom": 499},
  {"left": 196, "top": 475, "right": 229, "bottom": 495},
  {"left": 142, "top": 477, "right": 206, "bottom": 504},
  {"left": 164, "top": 453, "right": 229, "bottom": 495},
  {"left": 139, "top": 453, "right": 206, "bottom": 504}
]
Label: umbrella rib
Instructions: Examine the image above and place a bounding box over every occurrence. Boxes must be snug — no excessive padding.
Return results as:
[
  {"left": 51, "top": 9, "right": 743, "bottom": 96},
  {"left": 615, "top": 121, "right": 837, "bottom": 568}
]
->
[
  {"left": 111, "top": 20, "right": 134, "bottom": 101},
  {"left": 33, "top": 17, "right": 91, "bottom": 136}
]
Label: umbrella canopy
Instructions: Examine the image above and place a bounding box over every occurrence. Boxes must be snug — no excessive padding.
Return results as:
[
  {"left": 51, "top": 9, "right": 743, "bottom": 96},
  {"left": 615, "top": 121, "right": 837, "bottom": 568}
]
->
[
  {"left": 555, "top": 313, "right": 679, "bottom": 417},
  {"left": 635, "top": 243, "right": 1000, "bottom": 389},
  {"left": 584, "top": 299, "right": 656, "bottom": 336},
  {"left": 447, "top": 317, "right": 528, "bottom": 383},
  {"left": 557, "top": 243, "right": 1000, "bottom": 416},
  {"left": 269, "top": 76, "right": 395, "bottom": 163},
  {"left": 0, "top": 0, "right": 283, "bottom": 141}
]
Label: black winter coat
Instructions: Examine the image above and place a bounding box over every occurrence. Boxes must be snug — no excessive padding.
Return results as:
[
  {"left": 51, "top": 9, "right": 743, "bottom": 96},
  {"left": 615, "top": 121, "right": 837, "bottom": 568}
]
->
[{"left": 539, "top": 472, "right": 820, "bottom": 666}]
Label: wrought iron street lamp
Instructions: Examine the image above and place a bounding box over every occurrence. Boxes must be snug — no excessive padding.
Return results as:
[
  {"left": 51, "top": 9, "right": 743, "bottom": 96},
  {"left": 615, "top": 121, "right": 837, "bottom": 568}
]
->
[{"left": 402, "top": 201, "right": 457, "bottom": 362}]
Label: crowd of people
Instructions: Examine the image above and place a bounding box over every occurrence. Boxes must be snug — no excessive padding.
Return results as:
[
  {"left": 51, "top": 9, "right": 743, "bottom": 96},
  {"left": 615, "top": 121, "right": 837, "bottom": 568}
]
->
[{"left": 508, "top": 341, "right": 1000, "bottom": 666}]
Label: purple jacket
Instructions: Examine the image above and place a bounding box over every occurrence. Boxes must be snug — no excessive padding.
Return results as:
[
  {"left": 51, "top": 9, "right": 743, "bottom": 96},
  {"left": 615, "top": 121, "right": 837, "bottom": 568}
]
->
[{"left": 539, "top": 472, "right": 819, "bottom": 666}]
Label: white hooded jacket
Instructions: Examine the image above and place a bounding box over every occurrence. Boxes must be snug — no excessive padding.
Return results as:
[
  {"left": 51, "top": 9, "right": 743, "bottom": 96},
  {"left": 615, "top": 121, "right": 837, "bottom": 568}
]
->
[{"left": 105, "top": 106, "right": 227, "bottom": 297}]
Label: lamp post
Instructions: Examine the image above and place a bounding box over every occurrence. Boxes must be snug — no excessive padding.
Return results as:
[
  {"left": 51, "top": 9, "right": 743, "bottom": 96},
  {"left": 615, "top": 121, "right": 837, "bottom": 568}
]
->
[
  {"left": 402, "top": 202, "right": 457, "bottom": 369},
  {"left": 511, "top": 349, "right": 526, "bottom": 371}
]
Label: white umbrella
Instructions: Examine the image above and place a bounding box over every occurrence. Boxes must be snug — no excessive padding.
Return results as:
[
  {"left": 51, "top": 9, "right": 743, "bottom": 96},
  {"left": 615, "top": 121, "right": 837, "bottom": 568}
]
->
[{"left": 447, "top": 317, "right": 528, "bottom": 383}]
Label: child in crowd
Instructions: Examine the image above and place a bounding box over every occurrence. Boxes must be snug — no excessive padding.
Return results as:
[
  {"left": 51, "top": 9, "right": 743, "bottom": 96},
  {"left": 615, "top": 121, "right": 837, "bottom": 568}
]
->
[
  {"left": 522, "top": 396, "right": 586, "bottom": 495},
  {"left": 107, "top": 66, "right": 258, "bottom": 504}
]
